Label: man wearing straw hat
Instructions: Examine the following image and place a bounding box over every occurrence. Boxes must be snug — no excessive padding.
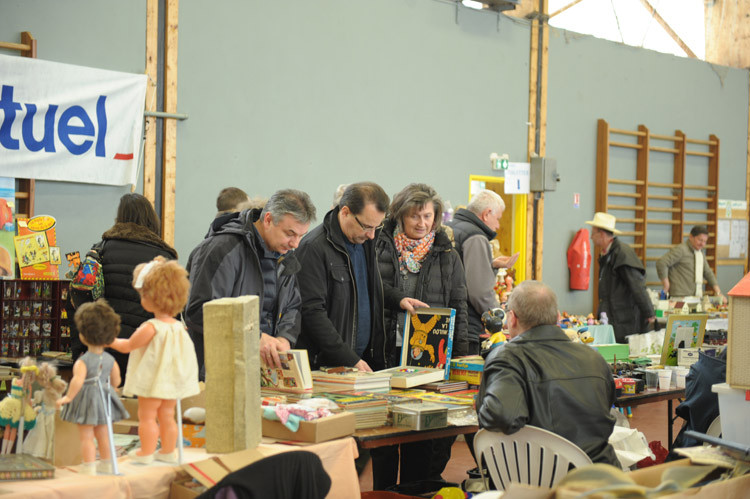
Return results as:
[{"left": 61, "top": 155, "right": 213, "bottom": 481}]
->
[{"left": 586, "top": 212, "right": 655, "bottom": 343}]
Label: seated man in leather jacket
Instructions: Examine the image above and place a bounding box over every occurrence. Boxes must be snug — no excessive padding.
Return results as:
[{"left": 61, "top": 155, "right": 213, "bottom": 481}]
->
[{"left": 476, "top": 280, "right": 620, "bottom": 466}]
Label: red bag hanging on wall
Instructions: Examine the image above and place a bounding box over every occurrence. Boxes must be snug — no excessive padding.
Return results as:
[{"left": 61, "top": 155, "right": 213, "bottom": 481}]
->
[{"left": 567, "top": 228, "right": 591, "bottom": 290}]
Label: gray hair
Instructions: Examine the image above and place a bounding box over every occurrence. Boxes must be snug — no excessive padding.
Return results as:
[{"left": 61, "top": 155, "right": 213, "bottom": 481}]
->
[
  {"left": 261, "top": 189, "right": 317, "bottom": 225},
  {"left": 507, "top": 280, "right": 558, "bottom": 329},
  {"left": 467, "top": 189, "right": 505, "bottom": 217}
]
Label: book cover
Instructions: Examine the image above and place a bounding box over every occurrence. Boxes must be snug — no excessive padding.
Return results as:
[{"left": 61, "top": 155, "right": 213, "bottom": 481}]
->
[
  {"left": 378, "top": 366, "right": 446, "bottom": 389},
  {"left": 0, "top": 177, "right": 15, "bottom": 279},
  {"left": 260, "top": 349, "right": 313, "bottom": 392},
  {"left": 0, "top": 454, "right": 55, "bottom": 481},
  {"left": 14, "top": 215, "right": 59, "bottom": 280},
  {"left": 400, "top": 307, "right": 455, "bottom": 379}
]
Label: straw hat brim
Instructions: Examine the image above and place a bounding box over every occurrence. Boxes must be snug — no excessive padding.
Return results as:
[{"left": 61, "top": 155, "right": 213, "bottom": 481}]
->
[{"left": 585, "top": 220, "right": 622, "bottom": 235}]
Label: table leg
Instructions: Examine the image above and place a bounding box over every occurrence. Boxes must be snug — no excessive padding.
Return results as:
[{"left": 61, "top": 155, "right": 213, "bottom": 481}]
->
[{"left": 667, "top": 399, "right": 673, "bottom": 451}]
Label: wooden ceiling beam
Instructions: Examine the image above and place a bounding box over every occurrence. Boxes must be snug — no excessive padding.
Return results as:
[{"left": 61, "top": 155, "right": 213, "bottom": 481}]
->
[{"left": 639, "top": 0, "right": 696, "bottom": 59}]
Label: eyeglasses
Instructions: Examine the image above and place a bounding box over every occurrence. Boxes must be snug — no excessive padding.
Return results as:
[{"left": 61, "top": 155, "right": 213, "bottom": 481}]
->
[{"left": 353, "top": 214, "right": 384, "bottom": 233}]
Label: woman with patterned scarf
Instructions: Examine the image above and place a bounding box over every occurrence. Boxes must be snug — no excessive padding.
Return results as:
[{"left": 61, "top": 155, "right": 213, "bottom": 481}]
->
[{"left": 371, "top": 183, "right": 469, "bottom": 491}]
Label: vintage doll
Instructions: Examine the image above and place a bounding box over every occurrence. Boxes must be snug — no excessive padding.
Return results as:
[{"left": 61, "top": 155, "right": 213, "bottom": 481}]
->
[
  {"left": 110, "top": 256, "right": 199, "bottom": 464},
  {"left": 57, "top": 300, "right": 129, "bottom": 475},
  {"left": 0, "top": 357, "right": 38, "bottom": 454},
  {"left": 25, "top": 362, "right": 68, "bottom": 460}
]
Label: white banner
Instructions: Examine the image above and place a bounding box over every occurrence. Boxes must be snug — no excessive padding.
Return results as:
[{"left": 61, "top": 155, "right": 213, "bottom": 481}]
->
[{"left": 0, "top": 54, "right": 146, "bottom": 186}]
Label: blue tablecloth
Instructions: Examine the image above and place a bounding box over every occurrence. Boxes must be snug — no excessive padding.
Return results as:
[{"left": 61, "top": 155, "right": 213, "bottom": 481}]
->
[{"left": 586, "top": 324, "right": 616, "bottom": 345}]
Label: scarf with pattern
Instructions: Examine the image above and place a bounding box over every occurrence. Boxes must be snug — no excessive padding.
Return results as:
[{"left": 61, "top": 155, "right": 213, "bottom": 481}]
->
[{"left": 394, "top": 228, "right": 435, "bottom": 274}]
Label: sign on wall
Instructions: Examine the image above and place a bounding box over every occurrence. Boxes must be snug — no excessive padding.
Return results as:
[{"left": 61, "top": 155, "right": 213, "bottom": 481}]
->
[{"left": 0, "top": 54, "right": 146, "bottom": 186}]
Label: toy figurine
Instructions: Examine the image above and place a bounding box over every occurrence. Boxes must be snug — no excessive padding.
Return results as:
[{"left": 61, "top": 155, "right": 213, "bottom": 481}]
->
[
  {"left": 110, "top": 256, "right": 199, "bottom": 464},
  {"left": 25, "top": 363, "right": 68, "bottom": 460},
  {"left": 0, "top": 357, "right": 38, "bottom": 454},
  {"left": 57, "top": 300, "right": 129, "bottom": 475}
]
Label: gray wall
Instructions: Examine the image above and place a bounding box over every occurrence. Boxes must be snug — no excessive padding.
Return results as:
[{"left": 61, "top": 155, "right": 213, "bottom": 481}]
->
[
  {"left": 175, "top": 0, "right": 530, "bottom": 257},
  {"left": 546, "top": 28, "right": 749, "bottom": 312},
  {"left": 1, "top": 0, "right": 748, "bottom": 317}
]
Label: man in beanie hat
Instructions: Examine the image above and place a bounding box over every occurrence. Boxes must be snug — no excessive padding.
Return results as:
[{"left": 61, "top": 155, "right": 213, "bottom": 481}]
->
[{"left": 586, "top": 212, "right": 655, "bottom": 343}]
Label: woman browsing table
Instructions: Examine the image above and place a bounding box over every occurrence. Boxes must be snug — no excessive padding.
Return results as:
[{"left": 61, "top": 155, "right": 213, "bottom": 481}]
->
[{"left": 372, "top": 183, "right": 469, "bottom": 491}]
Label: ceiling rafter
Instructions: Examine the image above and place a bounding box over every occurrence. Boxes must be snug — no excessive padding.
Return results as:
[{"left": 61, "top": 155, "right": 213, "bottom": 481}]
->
[{"left": 638, "top": 0, "right": 697, "bottom": 58}]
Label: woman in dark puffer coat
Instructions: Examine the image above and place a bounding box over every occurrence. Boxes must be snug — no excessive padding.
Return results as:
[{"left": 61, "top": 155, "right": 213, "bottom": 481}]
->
[
  {"left": 70, "top": 193, "right": 177, "bottom": 380},
  {"left": 371, "top": 183, "right": 468, "bottom": 491}
]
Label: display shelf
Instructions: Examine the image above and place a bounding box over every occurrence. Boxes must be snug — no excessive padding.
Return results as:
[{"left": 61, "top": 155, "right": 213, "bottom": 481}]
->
[{"left": 0, "top": 279, "right": 70, "bottom": 358}]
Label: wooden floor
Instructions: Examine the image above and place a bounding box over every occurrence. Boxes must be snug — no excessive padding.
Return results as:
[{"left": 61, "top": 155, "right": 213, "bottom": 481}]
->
[{"left": 359, "top": 399, "right": 684, "bottom": 492}]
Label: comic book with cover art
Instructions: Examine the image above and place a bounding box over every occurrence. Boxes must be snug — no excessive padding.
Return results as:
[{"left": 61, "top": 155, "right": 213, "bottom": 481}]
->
[
  {"left": 400, "top": 307, "right": 455, "bottom": 379},
  {"left": 260, "top": 349, "right": 313, "bottom": 393}
]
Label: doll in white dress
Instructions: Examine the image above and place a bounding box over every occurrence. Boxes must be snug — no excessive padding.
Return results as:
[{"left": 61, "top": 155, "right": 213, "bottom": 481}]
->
[
  {"left": 24, "top": 362, "right": 67, "bottom": 460},
  {"left": 110, "top": 256, "right": 199, "bottom": 464}
]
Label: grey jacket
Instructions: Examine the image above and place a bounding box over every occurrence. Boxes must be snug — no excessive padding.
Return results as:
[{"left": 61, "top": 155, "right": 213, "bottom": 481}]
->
[
  {"left": 655, "top": 241, "right": 718, "bottom": 297},
  {"left": 446, "top": 208, "right": 499, "bottom": 343},
  {"left": 185, "top": 209, "right": 302, "bottom": 374},
  {"left": 477, "top": 324, "right": 620, "bottom": 466}
]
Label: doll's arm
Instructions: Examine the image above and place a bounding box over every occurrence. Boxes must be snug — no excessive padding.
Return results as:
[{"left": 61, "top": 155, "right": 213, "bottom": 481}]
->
[
  {"left": 109, "top": 360, "right": 122, "bottom": 389},
  {"left": 110, "top": 322, "right": 157, "bottom": 353},
  {"left": 56, "top": 359, "right": 87, "bottom": 409}
]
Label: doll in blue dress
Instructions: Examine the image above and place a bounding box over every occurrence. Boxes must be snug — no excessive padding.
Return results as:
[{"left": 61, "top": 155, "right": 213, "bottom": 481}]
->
[{"left": 57, "top": 300, "right": 129, "bottom": 475}]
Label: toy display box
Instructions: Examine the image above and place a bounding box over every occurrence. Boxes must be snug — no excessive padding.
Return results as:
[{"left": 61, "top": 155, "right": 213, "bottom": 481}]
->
[
  {"left": 449, "top": 355, "right": 484, "bottom": 385},
  {"left": 591, "top": 343, "right": 630, "bottom": 363}
]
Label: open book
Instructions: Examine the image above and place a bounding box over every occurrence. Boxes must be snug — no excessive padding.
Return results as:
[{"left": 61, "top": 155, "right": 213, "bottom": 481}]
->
[{"left": 260, "top": 349, "right": 313, "bottom": 392}]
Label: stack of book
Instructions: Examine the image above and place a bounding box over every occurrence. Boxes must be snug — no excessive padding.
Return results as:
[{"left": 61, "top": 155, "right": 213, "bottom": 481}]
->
[
  {"left": 312, "top": 369, "right": 392, "bottom": 393},
  {"left": 376, "top": 366, "right": 446, "bottom": 389},
  {"left": 422, "top": 380, "right": 469, "bottom": 393},
  {"left": 321, "top": 391, "right": 389, "bottom": 429}
]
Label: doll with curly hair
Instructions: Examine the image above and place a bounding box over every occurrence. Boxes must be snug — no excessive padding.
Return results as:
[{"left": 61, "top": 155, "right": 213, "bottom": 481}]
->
[
  {"left": 0, "top": 357, "right": 38, "bottom": 454},
  {"left": 110, "top": 256, "right": 199, "bottom": 464},
  {"left": 25, "top": 362, "right": 68, "bottom": 460},
  {"left": 57, "top": 300, "right": 129, "bottom": 474}
]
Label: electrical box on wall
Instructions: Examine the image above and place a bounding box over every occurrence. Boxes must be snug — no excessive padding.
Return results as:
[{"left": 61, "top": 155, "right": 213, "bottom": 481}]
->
[{"left": 530, "top": 157, "right": 558, "bottom": 192}]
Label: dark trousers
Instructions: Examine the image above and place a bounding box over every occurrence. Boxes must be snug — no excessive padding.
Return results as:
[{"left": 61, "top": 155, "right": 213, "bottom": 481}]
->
[{"left": 371, "top": 437, "right": 455, "bottom": 490}]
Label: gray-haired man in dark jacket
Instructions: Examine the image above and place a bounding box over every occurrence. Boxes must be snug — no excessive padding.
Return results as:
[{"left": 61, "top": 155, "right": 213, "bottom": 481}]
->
[
  {"left": 477, "top": 280, "right": 620, "bottom": 466},
  {"left": 185, "top": 189, "right": 316, "bottom": 378}
]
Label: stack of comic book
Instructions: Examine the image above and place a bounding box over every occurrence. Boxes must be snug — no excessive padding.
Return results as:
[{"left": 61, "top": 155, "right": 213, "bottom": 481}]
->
[
  {"left": 320, "top": 391, "right": 389, "bottom": 429},
  {"left": 312, "top": 369, "right": 391, "bottom": 393}
]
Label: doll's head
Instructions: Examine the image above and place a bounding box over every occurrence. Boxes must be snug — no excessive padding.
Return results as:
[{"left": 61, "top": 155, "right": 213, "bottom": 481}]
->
[
  {"left": 43, "top": 377, "right": 68, "bottom": 405},
  {"left": 37, "top": 362, "right": 57, "bottom": 387},
  {"left": 132, "top": 256, "right": 190, "bottom": 316},
  {"left": 74, "top": 299, "right": 121, "bottom": 346},
  {"left": 19, "top": 356, "right": 38, "bottom": 392}
]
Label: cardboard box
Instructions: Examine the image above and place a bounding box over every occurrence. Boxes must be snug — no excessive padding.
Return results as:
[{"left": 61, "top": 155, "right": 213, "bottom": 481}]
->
[
  {"left": 449, "top": 355, "right": 484, "bottom": 385},
  {"left": 170, "top": 447, "right": 266, "bottom": 499},
  {"left": 113, "top": 396, "right": 140, "bottom": 435},
  {"left": 261, "top": 411, "right": 355, "bottom": 443},
  {"left": 677, "top": 347, "right": 699, "bottom": 367}
]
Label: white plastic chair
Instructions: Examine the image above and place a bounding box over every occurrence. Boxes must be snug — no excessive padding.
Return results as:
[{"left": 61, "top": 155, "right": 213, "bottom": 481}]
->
[
  {"left": 705, "top": 416, "right": 722, "bottom": 439},
  {"left": 473, "top": 426, "right": 593, "bottom": 491}
]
